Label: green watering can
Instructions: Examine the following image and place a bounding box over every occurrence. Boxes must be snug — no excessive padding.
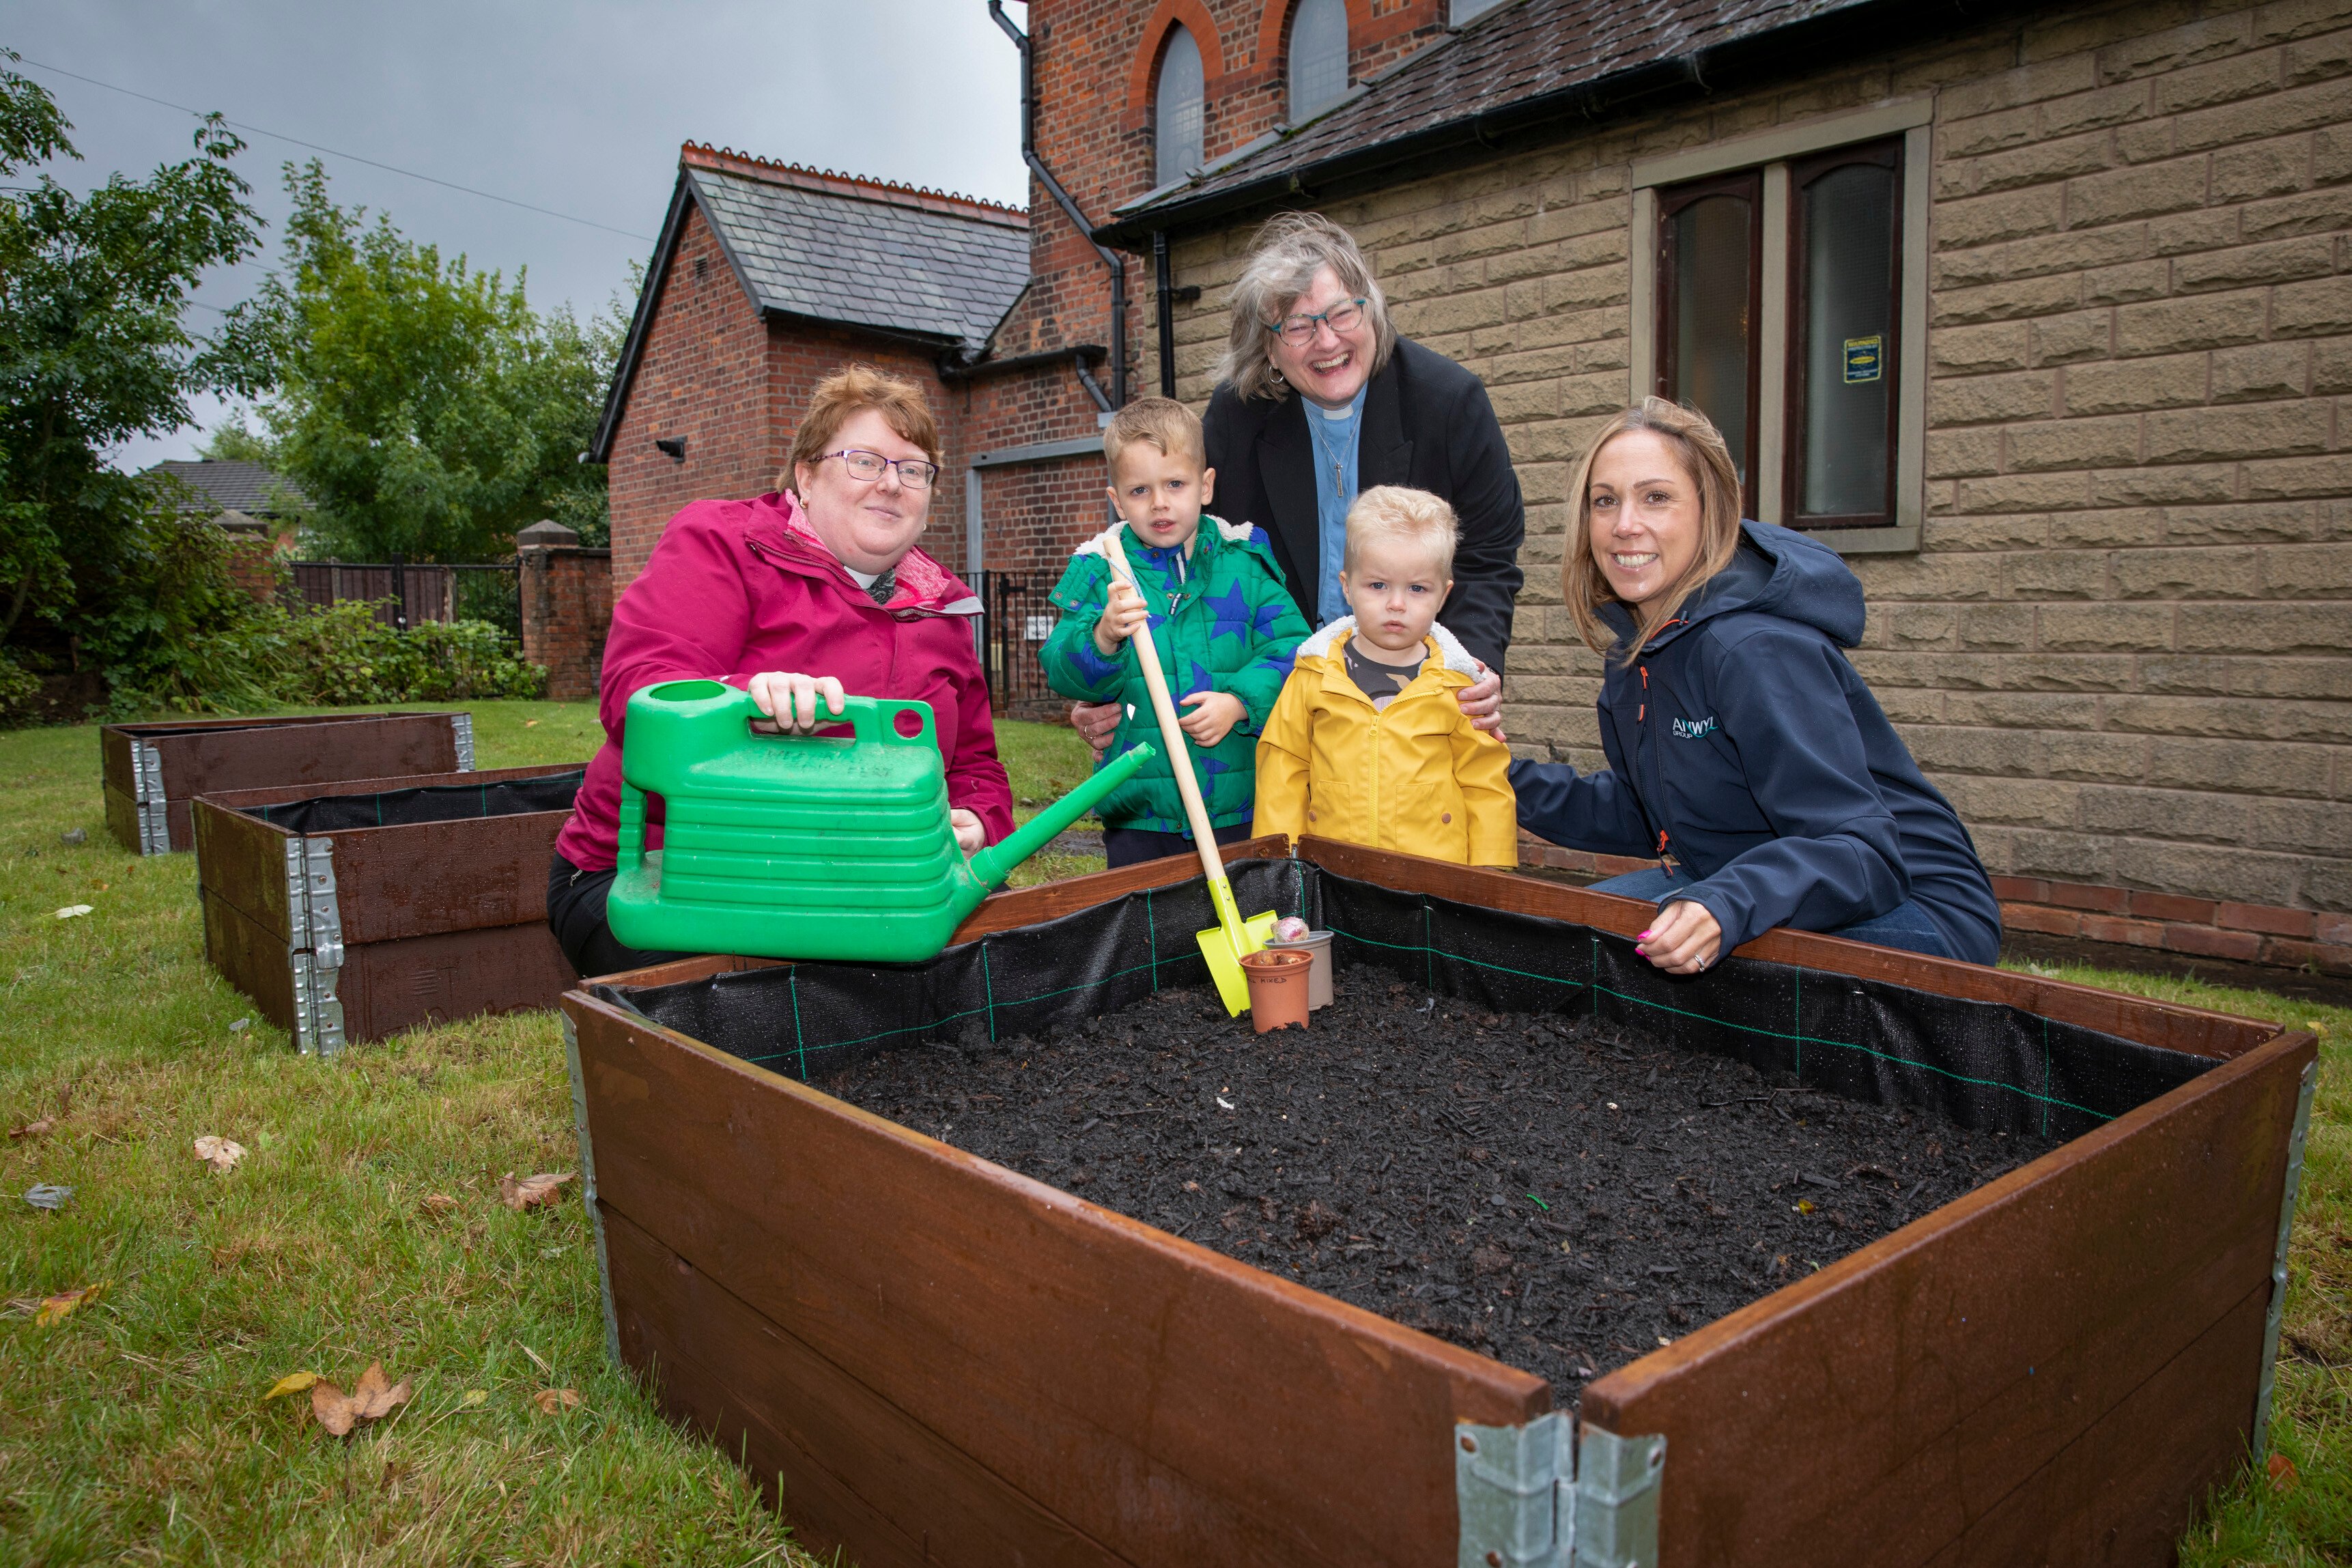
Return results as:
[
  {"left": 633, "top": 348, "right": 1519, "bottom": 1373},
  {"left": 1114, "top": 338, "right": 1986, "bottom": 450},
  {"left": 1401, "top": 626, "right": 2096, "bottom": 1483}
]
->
[{"left": 604, "top": 679, "right": 1152, "bottom": 963}]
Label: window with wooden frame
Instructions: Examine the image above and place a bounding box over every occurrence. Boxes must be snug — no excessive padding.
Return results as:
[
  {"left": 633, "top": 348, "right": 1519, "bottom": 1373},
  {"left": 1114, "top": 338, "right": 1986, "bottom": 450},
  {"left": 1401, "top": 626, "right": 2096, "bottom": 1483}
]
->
[
  {"left": 1654, "top": 170, "right": 1763, "bottom": 517},
  {"left": 1631, "top": 101, "right": 1931, "bottom": 554}
]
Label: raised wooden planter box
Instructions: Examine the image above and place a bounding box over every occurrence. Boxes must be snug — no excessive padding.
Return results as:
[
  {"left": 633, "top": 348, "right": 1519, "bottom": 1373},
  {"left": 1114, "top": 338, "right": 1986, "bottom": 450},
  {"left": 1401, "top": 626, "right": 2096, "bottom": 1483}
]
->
[
  {"left": 561, "top": 836, "right": 2315, "bottom": 1568},
  {"left": 102, "top": 711, "right": 475, "bottom": 854},
  {"left": 196, "top": 764, "right": 582, "bottom": 1053}
]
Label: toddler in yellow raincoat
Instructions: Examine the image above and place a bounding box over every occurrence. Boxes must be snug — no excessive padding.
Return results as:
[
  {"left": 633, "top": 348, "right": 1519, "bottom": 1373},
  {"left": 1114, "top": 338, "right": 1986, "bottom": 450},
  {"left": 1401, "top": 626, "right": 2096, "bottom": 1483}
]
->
[{"left": 1253, "top": 485, "right": 1517, "bottom": 866}]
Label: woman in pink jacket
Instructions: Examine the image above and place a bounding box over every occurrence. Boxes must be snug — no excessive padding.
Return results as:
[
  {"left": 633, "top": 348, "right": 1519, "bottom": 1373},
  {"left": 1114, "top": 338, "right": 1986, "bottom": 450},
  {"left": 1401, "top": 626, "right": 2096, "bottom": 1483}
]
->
[{"left": 548, "top": 364, "right": 1015, "bottom": 978}]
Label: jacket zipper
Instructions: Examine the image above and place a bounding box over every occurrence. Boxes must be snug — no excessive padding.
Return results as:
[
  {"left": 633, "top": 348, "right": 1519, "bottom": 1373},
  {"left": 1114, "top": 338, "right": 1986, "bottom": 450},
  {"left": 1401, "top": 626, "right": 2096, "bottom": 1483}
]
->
[{"left": 1635, "top": 661, "right": 1671, "bottom": 864}]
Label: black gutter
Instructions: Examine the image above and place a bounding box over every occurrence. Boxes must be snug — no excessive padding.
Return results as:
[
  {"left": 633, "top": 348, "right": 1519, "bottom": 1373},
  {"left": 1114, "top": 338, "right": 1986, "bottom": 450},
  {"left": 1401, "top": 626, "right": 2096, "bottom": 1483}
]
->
[
  {"left": 990, "top": 0, "right": 1127, "bottom": 407},
  {"left": 938, "top": 343, "right": 1113, "bottom": 413},
  {"left": 1095, "top": 0, "right": 2041, "bottom": 248},
  {"left": 1154, "top": 231, "right": 1176, "bottom": 398}
]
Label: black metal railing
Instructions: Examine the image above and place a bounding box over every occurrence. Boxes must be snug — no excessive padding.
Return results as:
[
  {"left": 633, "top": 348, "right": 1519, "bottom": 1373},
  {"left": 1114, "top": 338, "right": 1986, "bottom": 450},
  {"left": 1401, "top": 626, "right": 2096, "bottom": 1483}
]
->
[
  {"left": 968, "top": 570, "right": 1063, "bottom": 715},
  {"left": 290, "top": 556, "right": 522, "bottom": 638}
]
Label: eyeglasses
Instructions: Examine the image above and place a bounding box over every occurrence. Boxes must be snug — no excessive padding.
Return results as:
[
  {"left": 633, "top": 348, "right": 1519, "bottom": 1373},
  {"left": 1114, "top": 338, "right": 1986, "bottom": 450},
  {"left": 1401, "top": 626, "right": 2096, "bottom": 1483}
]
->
[
  {"left": 824, "top": 448, "right": 941, "bottom": 489},
  {"left": 1271, "top": 297, "right": 1368, "bottom": 346}
]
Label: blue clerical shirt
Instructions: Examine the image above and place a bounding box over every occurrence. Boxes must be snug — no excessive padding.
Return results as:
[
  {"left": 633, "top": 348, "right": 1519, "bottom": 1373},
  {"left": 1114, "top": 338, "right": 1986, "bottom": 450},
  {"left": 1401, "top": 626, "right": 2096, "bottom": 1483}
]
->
[{"left": 1304, "top": 384, "right": 1367, "bottom": 625}]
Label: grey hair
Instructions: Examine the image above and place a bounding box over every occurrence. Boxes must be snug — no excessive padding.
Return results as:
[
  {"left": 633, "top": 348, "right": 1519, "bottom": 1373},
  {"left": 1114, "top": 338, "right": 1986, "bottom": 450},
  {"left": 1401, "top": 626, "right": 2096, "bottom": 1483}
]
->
[{"left": 1216, "top": 212, "right": 1395, "bottom": 403}]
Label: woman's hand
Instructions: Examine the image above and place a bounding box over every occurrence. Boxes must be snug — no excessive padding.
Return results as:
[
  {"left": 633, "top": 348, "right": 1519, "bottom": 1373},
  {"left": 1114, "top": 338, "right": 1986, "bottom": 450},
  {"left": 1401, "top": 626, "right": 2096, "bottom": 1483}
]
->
[
  {"left": 1072, "top": 700, "right": 1122, "bottom": 759},
  {"left": 748, "top": 672, "right": 845, "bottom": 732},
  {"left": 1094, "top": 582, "right": 1149, "bottom": 656},
  {"left": 1457, "top": 664, "right": 1506, "bottom": 740},
  {"left": 1177, "top": 690, "right": 1246, "bottom": 747},
  {"left": 1637, "top": 900, "right": 1721, "bottom": 975},
  {"left": 949, "top": 808, "right": 984, "bottom": 857}
]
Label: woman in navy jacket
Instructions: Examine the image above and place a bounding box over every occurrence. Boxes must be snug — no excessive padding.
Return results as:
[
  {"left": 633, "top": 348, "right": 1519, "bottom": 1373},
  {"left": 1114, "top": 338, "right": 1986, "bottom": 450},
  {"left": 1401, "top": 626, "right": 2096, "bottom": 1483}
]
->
[{"left": 1512, "top": 399, "right": 2000, "bottom": 974}]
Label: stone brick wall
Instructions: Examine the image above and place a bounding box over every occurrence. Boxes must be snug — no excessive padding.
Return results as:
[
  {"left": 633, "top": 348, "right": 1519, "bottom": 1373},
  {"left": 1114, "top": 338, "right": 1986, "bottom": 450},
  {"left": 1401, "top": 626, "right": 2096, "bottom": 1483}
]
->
[
  {"left": 1143, "top": 0, "right": 2352, "bottom": 942},
  {"left": 519, "top": 545, "right": 613, "bottom": 702}
]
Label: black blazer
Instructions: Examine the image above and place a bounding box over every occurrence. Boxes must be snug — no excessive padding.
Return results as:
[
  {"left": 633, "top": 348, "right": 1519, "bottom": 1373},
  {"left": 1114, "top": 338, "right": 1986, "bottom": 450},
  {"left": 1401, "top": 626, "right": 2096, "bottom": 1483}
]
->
[{"left": 1201, "top": 335, "right": 1525, "bottom": 674}]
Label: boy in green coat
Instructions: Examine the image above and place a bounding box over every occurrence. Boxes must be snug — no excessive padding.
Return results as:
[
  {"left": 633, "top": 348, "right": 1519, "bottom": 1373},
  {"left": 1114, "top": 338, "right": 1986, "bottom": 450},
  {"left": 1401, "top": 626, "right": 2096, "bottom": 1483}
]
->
[{"left": 1040, "top": 397, "right": 1311, "bottom": 868}]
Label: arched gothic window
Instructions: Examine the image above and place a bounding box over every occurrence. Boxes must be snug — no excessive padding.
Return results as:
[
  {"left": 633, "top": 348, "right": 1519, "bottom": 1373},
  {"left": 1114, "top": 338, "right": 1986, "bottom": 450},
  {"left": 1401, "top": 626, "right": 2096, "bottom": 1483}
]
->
[
  {"left": 1288, "top": 0, "right": 1348, "bottom": 122},
  {"left": 1154, "top": 25, "right": 1204, "bottom": 186}
]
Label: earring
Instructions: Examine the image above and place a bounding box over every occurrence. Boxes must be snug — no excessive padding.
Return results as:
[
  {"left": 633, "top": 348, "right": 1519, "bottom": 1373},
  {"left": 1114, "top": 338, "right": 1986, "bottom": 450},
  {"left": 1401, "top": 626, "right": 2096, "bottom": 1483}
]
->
[{"left": 1270, "top": 366, "right": 1287, "bottom": 386}]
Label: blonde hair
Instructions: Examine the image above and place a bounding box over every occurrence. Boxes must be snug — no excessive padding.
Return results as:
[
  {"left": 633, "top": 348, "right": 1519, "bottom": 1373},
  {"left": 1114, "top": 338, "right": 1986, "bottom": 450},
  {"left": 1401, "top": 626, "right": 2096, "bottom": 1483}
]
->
[
  {"left": 1344, "top": 485, "right": 1458, "bottom": 578},
  {"left": 1217, "top": 212, "right": 1396, "bottom": 403},
  {"left": 1103, "top": 395, "right": 1206, "bottom": 469},
  {"left": 783, "top": 363, "right": 941, "bottom": 492},
  {"left": 1563, "top": 397, "right": 1746, "bottom": 659}
]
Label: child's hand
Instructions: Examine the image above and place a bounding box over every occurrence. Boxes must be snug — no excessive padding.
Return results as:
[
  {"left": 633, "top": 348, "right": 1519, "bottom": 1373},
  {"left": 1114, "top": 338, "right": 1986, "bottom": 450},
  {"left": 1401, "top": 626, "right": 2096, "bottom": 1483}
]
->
[
  {"left": 1177, "top": 690, "right": 1246, "bottom": 747},
  {"left": 748, "top": 671, "right": 845, "bottom": 732},
  {"left": 1094, "top": 582, "right": 1148, "bottom": 655}
]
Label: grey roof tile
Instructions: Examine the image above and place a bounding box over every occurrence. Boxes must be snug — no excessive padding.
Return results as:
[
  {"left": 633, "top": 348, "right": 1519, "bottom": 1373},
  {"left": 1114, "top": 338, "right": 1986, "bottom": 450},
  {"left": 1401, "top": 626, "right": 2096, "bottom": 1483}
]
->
[
  {"left": 692, "top": 168, "right": 1030, "bottom": 352},
  {"left": 1113, "top": 0, "right": 1884, "bottom": 224},
  {"left": 145, "top": 459, "right": 309, "bottom": 516}
]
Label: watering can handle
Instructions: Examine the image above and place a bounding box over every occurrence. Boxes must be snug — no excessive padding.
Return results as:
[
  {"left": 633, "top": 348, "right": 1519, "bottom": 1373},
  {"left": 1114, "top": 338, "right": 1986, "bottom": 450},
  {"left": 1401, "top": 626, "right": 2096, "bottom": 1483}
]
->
[
  {"left": 746, "top": 692, "right": 935, "bottom": 747},
  {"left": 625, "top": 679, "right": 935, "bottom": 748}
]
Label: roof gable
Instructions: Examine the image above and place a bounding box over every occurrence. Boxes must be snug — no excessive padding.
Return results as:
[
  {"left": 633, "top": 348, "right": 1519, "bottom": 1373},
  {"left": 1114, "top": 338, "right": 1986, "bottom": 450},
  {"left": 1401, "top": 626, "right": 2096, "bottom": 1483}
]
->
[{"left": 591, "top": 145, "right": 1033, "bottom": 461}]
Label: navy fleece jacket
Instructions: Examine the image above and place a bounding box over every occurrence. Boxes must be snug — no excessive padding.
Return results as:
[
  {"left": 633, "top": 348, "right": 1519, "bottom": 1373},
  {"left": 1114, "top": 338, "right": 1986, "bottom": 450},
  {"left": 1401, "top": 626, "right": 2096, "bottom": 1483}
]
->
[{"left": 1512, "top": 522, "right": 2000, "bottom": 963}]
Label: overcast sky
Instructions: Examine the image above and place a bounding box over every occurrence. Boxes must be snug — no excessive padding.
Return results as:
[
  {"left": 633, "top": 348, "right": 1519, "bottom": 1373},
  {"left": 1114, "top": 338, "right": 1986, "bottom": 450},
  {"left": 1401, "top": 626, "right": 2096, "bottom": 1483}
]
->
[{"left": 8, "top": 1, "right": 1031, "bottom": 472}]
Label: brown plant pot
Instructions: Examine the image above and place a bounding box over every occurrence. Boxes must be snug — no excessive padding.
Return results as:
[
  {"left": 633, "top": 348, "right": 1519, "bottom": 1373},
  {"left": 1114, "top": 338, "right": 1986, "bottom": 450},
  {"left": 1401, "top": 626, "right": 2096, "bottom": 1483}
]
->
[{"left": 1241, "top": 947, "right": 1313, "bottom": 1033}]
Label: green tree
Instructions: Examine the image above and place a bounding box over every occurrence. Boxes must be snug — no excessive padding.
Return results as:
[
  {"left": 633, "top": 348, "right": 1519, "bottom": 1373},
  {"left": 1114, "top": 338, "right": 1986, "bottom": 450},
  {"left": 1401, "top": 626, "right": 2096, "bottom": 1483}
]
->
[
  {"left": 254, "top": 162, "right": 614, "bottom": 560},
  {"left": 0, "top": 52, "right": 270, "bottom": 657}
]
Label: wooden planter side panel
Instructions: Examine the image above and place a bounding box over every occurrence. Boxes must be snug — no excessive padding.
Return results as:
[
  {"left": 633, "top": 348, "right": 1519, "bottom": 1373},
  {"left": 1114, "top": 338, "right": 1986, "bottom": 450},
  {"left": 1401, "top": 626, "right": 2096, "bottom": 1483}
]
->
[
  {"left": 1298, "top": 838, "right": 2278, "bottom": 1059},
  {"left": 200, "top": 889, "right": 298, "bottom": 1035},
  {"left": 1580, "top": 1029, "right": 2314, "bottom": 1568},
  {"left": 564, "top": 992, "right": 1548, "bottom": 1568},
  {"left": 601, "top": 1208, "right": 1131, "bottom": 1568},
  {"left": 103, "top": 713, "right": 465, "bottom": 851},
  {"left": 342, "top": 922, "right": 577, "bottom": 1041}
]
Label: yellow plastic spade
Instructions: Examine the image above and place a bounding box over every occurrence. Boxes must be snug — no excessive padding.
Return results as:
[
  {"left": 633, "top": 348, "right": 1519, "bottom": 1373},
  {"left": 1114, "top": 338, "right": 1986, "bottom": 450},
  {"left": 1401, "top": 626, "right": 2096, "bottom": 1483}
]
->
[{"left": 1097, "top": 528, "right": 1276, "bottom": 1015}]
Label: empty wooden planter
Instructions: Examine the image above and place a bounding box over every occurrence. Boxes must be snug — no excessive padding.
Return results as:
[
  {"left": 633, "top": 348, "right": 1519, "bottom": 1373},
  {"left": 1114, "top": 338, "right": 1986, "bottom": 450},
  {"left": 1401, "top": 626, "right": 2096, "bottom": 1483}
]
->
[
  {"left": 196, "top": 764, "right": 582, "bottom": 1052},
  {"left": 102, "top": 711, "right": 476, "bottom": 854},
  {"left": 561, "top": 836, "right": 2314, "bottom": 1568}
]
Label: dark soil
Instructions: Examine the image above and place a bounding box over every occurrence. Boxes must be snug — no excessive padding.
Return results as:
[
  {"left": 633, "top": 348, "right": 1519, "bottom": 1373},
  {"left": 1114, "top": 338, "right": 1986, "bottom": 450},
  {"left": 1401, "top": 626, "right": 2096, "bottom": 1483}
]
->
[{"left": 821, "top": 977, "right": 2057, "bottom": 1405}]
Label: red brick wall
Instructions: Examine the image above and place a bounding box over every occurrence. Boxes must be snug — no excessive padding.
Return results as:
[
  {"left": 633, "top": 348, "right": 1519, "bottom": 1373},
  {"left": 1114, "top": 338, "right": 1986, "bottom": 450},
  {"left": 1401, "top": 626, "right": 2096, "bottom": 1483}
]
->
[{"left": 520, "top": 546, "right": 614, "bottom": 702}]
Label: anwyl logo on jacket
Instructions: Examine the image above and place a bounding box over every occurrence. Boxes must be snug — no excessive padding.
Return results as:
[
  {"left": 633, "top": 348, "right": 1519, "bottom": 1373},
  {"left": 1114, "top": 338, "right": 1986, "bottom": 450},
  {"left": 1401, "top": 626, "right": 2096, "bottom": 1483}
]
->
[{"left": 1670, "top": 715, "right": 1718, "bottom": 740}]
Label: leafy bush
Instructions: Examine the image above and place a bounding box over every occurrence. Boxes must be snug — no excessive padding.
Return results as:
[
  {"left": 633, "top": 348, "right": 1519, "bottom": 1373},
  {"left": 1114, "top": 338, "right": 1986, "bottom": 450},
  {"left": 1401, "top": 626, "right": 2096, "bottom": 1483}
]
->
[
  {"left": 0, "top": 647, "right": 40, "bottom": 726},
  {"left": 272, "top": 601, "right": 545, "bottom": 704}
]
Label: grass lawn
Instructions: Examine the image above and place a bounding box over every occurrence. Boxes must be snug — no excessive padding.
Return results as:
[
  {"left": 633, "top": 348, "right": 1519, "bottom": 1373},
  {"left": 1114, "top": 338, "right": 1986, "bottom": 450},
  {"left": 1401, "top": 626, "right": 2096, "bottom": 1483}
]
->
[{"left": 0, "top": 700, "right": 2341, "bottom": 1563}]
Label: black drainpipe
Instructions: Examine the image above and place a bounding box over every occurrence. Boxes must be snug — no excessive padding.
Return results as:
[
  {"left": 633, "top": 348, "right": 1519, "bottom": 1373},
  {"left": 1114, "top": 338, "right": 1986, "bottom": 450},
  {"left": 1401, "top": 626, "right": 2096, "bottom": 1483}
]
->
[
  {"left": 1154, "top": 231, "right": 1175, "bottom": 398},
  {"left": 990, "top": 0, "right": 1127, "bottom": 409}
]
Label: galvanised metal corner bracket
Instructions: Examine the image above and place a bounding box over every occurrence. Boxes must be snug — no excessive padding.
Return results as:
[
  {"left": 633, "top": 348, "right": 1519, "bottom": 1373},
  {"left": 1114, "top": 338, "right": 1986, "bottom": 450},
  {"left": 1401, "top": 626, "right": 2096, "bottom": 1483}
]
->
[
  {"left": 281, "top": 835, "right": 346, "bottom": 1056},
  {"left": 131, "top": 741, "right": 169, "bottom": 855},
  {"left": 450, "top": 713, "right": 477, "bottom": 771},
  {"left": 1458, "top": 1414, "right": 1666, "bottom": 1568},
  {"left": 563, "top": 1011, "right": 621, "bottom": 1369},
  {"left": 2252, "top": 1055, "right": 2319, "bottom": 1466}
]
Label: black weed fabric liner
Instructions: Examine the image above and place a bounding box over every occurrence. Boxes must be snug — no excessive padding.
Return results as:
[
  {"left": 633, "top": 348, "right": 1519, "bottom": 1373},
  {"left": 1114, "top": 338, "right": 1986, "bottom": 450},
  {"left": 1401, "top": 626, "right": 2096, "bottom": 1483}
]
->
[
  {"left": 243, "top": 770, "right": 584, "bottom": 833},
  {"left": 597, "top": 858, "right": 2213, "bottom": 1143}
]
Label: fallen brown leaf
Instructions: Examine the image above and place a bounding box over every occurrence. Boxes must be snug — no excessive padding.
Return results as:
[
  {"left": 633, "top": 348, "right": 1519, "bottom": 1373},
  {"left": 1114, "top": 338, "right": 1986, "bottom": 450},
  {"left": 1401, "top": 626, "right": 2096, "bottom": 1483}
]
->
[
  {"left": 33, "top": 1281, "right": 107, "bottom": 1327},
  {"left": 500, "top": 1171, "right": 575, "bottom": 1212},
  {"left": 532, "top": 1386, "right": 582, "bottom": 1415},
  {"left": 8, "top": 1117, "right": 53, "bottom": 1140},
  {"left": 311, "top": 1360, "right": 412, "bottom": 1436},
  {"left": 420, "top": 1193, "right": 461, "bottom": 1216},
  {"left": 193, "top": 1135, "right": 246, "bottom": 1172},
  {"left": 2268, "top": 1452, "right": 2299, "bottom": 1494}
]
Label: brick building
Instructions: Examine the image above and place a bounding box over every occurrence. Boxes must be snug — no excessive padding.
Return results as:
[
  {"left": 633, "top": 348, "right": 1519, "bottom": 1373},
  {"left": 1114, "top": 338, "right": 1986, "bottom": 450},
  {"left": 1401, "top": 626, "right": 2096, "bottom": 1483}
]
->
[
  {"left": 591, "top": 146, "right": 1037, "bottom": 589},
  {"left": 597, "top": 0, "right": 2352, "bottom": 971}
]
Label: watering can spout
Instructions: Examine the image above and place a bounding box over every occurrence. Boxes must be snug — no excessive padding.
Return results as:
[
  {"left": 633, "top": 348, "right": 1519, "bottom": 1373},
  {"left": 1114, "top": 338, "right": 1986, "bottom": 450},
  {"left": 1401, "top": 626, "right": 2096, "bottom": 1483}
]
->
[{"left": 964, "top": 743, "right": 1154, "bottom": 895}]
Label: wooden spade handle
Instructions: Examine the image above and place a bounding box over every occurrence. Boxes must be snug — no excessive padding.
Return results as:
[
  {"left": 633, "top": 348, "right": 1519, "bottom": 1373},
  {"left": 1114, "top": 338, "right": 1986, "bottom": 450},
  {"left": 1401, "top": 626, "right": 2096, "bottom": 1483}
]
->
[{"left": 1097, "top": 529, "right": 1234, "bottom": 902}]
